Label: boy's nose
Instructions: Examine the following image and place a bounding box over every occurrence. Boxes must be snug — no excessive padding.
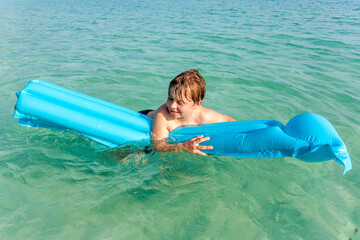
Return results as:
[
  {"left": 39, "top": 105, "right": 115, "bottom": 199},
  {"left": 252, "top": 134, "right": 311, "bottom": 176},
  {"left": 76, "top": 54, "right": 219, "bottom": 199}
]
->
[{"left": 170, "top": 101, "right": 177, "bottom": 109}]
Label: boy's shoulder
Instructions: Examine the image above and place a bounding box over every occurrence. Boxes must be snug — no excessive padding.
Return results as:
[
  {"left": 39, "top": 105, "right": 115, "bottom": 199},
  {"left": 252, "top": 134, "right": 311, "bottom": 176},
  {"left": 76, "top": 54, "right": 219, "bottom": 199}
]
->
[
  {"left": 199, "top": 107, "right": 234, "bottom": 124},
  {"left": 153, "top": 103, "right": 180, "bottom": 132},
  {"left": 154, "top": 103, "right": 175, "bottom": 125},
  {"left": 155, "top": 103, "right": 171, "bottom": 119}
]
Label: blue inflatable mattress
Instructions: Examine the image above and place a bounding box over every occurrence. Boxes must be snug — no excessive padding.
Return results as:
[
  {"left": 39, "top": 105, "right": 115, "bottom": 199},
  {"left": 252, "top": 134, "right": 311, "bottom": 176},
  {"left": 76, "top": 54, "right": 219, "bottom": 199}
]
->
[{"left": 13, "top": 80, "right": 352, "bottom": 174}]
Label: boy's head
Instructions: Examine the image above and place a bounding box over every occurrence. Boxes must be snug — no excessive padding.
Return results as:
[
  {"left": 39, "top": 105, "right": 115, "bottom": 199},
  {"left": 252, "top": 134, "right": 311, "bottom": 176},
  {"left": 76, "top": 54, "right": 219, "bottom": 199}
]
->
[{"left": 168, "top": 69, "right": 206, "bottom": 104}]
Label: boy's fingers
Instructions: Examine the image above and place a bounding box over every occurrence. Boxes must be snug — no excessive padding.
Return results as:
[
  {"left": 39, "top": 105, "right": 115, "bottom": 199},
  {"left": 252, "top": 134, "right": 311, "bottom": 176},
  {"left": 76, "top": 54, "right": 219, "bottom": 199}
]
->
[
  {"left": 198, "top": 136, "right": 210, "bottom": 143},
  {"left": 199, "top": 145, "right": 213, "bottom": 150},
  {"left": 191, "top": 136, "right": 203, "bottom": 142}
]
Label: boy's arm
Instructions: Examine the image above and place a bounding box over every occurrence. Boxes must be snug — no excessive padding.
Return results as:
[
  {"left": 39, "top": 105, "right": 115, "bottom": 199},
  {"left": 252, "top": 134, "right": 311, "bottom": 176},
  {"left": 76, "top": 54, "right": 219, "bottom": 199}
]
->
[
  {"left": 152, "top": 136, "right": 212, "bottom": 156},
  {"left": 151, "top": 108, "right": 212, "bottom": 156}
]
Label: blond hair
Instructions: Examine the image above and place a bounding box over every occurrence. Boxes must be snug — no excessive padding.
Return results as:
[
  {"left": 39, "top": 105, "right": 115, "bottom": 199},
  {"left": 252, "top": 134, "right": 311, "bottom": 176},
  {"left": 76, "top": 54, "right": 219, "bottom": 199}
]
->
[{"left": 168, "top": 69, "right": 206, "bottom": 103}]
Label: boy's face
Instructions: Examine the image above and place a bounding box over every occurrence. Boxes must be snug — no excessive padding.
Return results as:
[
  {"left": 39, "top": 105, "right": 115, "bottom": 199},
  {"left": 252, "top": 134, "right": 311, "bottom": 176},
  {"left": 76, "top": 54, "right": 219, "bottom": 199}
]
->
[{"left": 167, "top": 87, "right": 200, "bottom": 119}]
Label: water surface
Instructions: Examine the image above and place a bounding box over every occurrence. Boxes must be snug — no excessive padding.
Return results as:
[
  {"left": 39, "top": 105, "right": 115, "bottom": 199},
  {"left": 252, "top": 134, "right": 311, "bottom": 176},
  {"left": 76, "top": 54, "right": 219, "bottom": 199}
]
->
[{"left": 1, "top": 0, "right": 360, "bottom": 239}]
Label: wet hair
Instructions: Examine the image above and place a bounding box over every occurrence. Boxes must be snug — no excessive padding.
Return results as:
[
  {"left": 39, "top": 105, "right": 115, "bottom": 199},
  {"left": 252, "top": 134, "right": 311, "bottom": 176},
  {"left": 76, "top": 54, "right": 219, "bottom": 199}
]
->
[{"left": 168, "top": 69, "right": 206, "bottom": 103}]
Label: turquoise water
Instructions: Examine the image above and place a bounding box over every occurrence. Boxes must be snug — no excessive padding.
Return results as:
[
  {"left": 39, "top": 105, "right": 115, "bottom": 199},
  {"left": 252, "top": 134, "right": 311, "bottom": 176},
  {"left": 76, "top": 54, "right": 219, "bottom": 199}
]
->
[{"left": 1, "top": 0, "right": 360, "bottom": 239}]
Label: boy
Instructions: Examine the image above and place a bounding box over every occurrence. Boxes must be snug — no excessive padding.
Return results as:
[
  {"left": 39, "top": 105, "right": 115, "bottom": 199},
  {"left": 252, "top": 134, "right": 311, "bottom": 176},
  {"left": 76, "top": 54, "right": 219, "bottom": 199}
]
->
[{"left": 143, "top": 69, "right": 235, "bottom": 156}]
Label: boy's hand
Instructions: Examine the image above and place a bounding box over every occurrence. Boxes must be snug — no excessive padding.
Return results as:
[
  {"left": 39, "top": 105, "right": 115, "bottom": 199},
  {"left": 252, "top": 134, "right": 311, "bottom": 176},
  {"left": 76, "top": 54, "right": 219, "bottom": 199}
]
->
[{"left": 181, "top": 135, "right": 213, "bottom": 156}]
